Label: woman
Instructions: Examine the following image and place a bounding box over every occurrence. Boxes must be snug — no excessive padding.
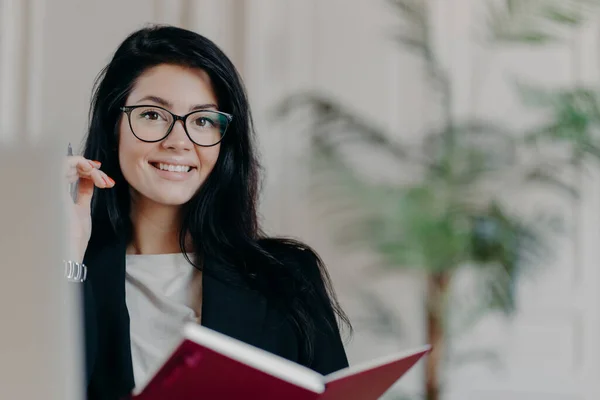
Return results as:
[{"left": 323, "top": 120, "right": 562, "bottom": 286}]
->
[{"left": 64, "top": 25, "right": 351, "bottom": 399}]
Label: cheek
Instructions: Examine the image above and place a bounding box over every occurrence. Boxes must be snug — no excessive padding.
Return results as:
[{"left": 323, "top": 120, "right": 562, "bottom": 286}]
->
[
  {"left": 197, "top": 145, "right": 220, "bottom": 177},
  {"left": 118, "top": 121, "right": 135, "bottom": 168},
  {"left": 118, "top": 120, "right": 149, "bottom": 179}
]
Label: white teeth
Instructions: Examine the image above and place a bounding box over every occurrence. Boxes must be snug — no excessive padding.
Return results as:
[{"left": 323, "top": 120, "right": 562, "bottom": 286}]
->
[{"left": 158, "top": 163, "right": 191, "bottom": 173}]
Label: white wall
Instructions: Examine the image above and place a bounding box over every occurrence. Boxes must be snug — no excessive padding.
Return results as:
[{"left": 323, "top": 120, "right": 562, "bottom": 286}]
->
[{"left": 2, "top": 0, "right": 600, "bottom": 399}]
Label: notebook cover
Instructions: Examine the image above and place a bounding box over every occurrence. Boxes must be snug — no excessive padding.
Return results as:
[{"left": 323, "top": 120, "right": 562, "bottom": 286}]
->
[{"left": 132, "top": 339, "right": 322, "bottom": 400}]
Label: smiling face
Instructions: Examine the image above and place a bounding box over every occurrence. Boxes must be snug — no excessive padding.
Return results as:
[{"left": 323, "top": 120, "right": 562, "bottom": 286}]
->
[{"left": 118, "top": 64, "right": 221, "bottom": 207}]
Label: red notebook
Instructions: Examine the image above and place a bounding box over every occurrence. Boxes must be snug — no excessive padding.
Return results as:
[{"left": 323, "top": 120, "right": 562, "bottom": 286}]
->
[{"left": 131, "top": 323, "right": 430, "bottom": 400}]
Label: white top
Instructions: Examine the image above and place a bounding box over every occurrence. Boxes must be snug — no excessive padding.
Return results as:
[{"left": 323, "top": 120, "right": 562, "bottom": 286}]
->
[{"left": 125, "top": 253, "right": 202, "bottom": 386}]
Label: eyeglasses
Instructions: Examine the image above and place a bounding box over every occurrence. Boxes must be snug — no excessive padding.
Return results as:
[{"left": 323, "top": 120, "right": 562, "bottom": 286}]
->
[{"left": 120, "top": 105, "right": 233, "bottom": 147}]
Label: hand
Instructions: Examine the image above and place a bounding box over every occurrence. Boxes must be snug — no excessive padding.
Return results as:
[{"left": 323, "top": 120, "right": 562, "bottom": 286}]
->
[{"left": 64, "top": 156, "right": 115, "bottom": 263}]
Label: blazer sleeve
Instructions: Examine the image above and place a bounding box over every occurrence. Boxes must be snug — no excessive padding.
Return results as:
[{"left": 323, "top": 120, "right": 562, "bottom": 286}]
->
[
  {"left": 82, "top": 277, "right": 97, "bottom": 385},
  {"left": 301, "top": 249, "right": 350, "bottom": 375}
]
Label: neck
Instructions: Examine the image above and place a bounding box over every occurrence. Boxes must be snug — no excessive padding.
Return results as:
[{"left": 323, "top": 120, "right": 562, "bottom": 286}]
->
[{"left": 127, "top": 194, "right": 189, "bottom": 255}]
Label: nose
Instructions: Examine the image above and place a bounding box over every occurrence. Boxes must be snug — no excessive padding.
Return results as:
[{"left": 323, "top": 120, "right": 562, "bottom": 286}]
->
[{"left": 161, "top": 119, "right": 193, "bottom": 151}]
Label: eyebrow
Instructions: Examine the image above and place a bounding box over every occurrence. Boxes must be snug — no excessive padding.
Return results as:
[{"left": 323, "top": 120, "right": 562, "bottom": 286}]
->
[{"left": 135, "top": 95, "right": 218, "bottom": 112}]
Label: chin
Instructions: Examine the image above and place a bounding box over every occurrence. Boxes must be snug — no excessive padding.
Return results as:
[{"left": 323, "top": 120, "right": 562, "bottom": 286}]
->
[
  {"left": 155, "top": 194, "right": 195, "bottom": 206},
  {"left": 139, "top": 188, "right": 196, "bottom": 206}
]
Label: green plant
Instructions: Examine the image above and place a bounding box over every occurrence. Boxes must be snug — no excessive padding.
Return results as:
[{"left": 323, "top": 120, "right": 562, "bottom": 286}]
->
[{"left": 275, "top": 1, "right": 600, "bottom": 399}]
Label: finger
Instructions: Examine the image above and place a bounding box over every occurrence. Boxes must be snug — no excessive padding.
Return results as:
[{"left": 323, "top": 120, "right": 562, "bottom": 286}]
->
[
  {"left": 99, "top": 171, "right": 116, "bottom": 188},
  {"left": 68, "top": 170, "right": 115, "bottom": 188},
  {"left": 66, "top": 155, "right": 100, "bottom": 167},
  {"left": 65, "top": 162, "right": 101, "bottom": 183},
  {"left": 89, "top": 169, "right": 110, "bottom": 188},
  {"left": 76, "top": 170, "right": 115, "bottom": 208},
  {"left": 64, "top": 156, "right": 99, "bottom": 172},
  {"left": 65, "top": 157, "right": 101, "bottom": 179},
  {"left": 75, "top": 161, "right": 97, "bottom": 177}
]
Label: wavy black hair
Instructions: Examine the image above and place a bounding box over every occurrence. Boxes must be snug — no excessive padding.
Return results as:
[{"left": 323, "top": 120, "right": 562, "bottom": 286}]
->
[{"left": 82, "top": 25, "right": 351, "bottom": 362}]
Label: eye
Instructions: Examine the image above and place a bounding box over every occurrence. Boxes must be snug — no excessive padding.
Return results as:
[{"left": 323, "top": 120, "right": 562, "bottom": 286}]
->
[
  {"left": 134, "top": 106, "right": 170, "bottom": 122},
  {"left": 141, "top": 111, "right": 161, "bottom": 121},
  {"left": 195, "top": 117, "right": 215, "bottom": 127}
]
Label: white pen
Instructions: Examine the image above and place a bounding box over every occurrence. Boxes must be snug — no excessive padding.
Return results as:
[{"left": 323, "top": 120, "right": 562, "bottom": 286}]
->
[{"left": 67, "top": 143, "right": 78, "bottom": 202}]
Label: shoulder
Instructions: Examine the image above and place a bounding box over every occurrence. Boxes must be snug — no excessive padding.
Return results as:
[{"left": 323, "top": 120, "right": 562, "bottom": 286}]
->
[
  {"left": 254, "top": 238, "right": 335, "bottom": 315},
  {"left": 257, "top": 238, "right": 350, "bottom": 373},
  {"left": 255, "top": 237, "right": 345, "bottom": 332},
  {"left": 256, "top": 237, "right": 322, "bottom": 281}
]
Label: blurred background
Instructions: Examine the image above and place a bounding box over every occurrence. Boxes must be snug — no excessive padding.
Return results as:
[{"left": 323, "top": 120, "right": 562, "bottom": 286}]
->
[{"left": 2, "top": 0, "right": 600, "bottom": 399}]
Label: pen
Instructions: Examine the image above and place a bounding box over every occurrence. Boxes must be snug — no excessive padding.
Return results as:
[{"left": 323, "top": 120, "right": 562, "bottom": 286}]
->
[{"left": 68, "top": 143, "right": 78, "bottom": 203}]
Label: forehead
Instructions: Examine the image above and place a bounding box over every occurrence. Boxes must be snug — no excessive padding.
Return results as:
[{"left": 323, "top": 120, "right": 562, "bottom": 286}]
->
[{"left": 128, "top": 64, "right": 218, "bottom": 109}]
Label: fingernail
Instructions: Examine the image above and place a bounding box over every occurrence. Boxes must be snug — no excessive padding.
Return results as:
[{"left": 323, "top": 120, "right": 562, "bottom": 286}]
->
[
  {"left": 92, "top": 160, "right": 101, "bottom": 167},
  {"left": 107, "top": 177, "right": 115, "bottom": 185}
]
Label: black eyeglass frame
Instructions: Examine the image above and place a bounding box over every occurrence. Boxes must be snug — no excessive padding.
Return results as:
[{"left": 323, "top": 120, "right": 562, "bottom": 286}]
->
[{"left": 120, "top": 105, "right": 233, "bottom": 147}]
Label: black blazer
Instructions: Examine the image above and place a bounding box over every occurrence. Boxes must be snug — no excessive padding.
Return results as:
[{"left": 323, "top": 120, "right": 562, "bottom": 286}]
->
[{"left": 82, "top": 229, "right": 349, "bottom": 400}]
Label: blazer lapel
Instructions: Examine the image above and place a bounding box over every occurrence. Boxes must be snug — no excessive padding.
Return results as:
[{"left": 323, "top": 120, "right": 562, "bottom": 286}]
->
[
  {"left": 84, "top": 229, "right": 134, "bottom": 395},
  {"left": 200, "top": 259, "right": 267, "bottom": 349}
]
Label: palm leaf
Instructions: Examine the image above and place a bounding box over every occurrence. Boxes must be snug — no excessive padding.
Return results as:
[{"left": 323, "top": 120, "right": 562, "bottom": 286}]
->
[
  {"left": 524, "top": 168, "right": 580, "bottom": 198},
  {"left": 275, "top": 92, "right": 439, "bottom": 169},
  {"left": 387, "top": 0, "right": 427, "bottom": 21},
  {"left": 516, "top": 84, "right": 600, "bottom": 163},
  {"left": 486, "top": 0, "right": 600, "bottom": 44},
  {"left": 387, "top": 0, "right": 431, "bottom": 57},
  {"left": 422, "top": 121, "right": 517, "bottom": 184}
]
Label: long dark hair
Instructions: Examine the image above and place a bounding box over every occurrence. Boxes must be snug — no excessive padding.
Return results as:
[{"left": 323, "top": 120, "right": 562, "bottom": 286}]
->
[{"left": 83, "top": 25, "right": 351, "bottom": 361}]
